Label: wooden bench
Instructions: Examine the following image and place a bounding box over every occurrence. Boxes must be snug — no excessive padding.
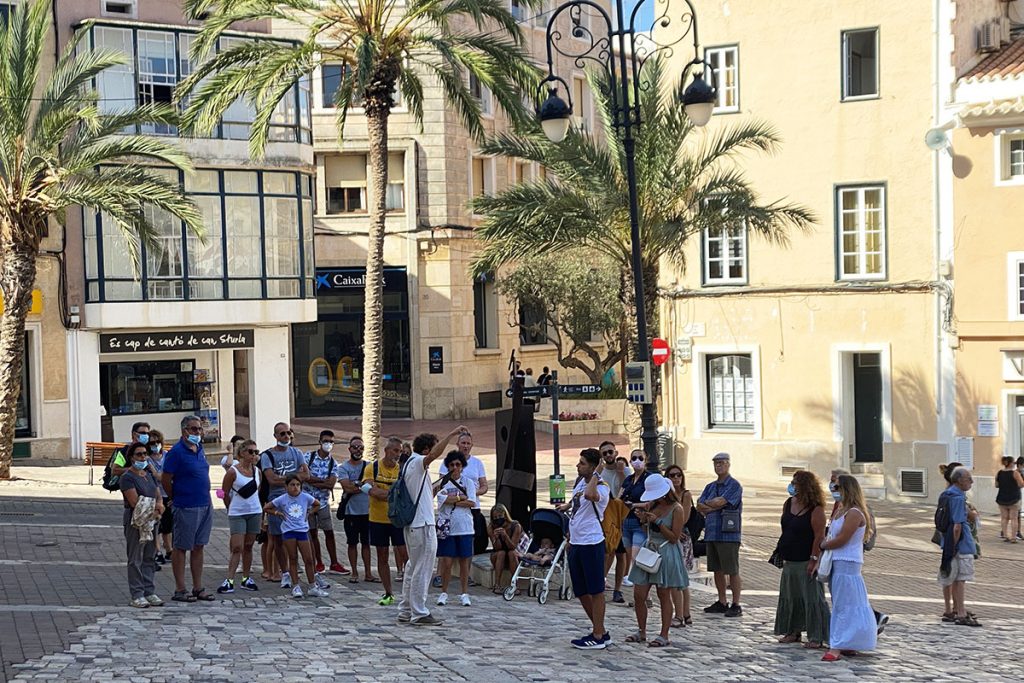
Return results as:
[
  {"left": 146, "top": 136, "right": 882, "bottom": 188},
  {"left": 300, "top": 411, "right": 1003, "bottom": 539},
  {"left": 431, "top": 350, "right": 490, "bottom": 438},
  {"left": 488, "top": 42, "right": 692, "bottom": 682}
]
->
[{"left": 84, "top": 442, "right": 123, "bottom": 485}]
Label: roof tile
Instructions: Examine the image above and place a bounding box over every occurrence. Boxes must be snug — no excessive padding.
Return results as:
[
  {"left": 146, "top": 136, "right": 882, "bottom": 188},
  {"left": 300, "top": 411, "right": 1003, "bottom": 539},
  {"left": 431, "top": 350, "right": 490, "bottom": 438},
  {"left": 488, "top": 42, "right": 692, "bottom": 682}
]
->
[{"left": 962, "top": 36, "right": 1024, "bottom": 81}]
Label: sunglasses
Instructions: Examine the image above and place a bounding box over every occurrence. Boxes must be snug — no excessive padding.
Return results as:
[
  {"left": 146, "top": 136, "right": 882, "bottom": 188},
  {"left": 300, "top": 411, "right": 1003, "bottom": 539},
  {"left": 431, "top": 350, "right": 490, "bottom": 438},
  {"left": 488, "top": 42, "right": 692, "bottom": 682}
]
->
[
  {"left": 600, "top": 450, "right": 615, "bottom": 456},
  {"left": 276, "top": 430, "right": 293, "bottom": 436},
  {"left": 668, "top": 472, "right": 683, "bottom": 478},
  {"left": 350, "top": 445, "right": 364, "bottom": 450},
  {"left": 244, "top": 448, "right": 260, "bottom": 455}
]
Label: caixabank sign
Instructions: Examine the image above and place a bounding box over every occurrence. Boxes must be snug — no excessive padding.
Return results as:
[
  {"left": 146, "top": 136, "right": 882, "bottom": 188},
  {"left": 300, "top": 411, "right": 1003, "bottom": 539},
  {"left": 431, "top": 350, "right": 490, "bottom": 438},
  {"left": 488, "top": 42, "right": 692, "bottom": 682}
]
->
[{"left": 314, "top": 267, "right": 407, "bottom": 294}]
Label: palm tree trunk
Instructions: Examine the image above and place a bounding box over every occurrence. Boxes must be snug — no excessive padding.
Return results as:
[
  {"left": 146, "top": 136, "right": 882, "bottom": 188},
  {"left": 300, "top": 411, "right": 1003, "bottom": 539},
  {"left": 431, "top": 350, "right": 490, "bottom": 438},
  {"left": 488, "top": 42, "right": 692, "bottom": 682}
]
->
[
  {"left": 360, "top": 107, "right": 390, "bottom": 460},
  {"left": 0, "top": 244, "right": 38, "bottom": 479}
]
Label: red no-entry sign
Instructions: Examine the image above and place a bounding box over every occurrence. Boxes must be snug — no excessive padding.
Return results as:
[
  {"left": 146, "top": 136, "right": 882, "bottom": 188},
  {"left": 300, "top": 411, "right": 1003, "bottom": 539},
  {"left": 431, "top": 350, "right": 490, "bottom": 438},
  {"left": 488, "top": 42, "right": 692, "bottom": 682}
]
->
[{"left": 652, "top": 338, "right": 670, "bottom": 366}]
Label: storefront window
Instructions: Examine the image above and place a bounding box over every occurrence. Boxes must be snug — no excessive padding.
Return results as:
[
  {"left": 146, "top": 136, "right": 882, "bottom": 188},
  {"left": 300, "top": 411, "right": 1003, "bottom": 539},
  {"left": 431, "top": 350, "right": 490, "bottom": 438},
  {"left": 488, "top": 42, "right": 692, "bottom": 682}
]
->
[
  {"left": 100, "top": 359, "right": 196, "bottom": 415},
  {"left": 15, "top": 334, "right": 31, "bottom": 438}
]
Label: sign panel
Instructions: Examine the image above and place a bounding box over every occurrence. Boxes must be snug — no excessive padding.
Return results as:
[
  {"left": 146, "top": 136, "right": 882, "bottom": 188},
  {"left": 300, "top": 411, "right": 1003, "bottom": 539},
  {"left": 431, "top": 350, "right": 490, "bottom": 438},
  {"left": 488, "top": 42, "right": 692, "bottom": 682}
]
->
[
  {"left": 651, "top": 338, "right": 671, "bottom": 366},
  {"left": 314, "top": 267, "right": 407, "bottom": 294},
  {"left": 428, "top": 346, "right": 444, "bottom": 374},
  {"left": 100, "top": 329, "right": 254, "bottom": 354}
]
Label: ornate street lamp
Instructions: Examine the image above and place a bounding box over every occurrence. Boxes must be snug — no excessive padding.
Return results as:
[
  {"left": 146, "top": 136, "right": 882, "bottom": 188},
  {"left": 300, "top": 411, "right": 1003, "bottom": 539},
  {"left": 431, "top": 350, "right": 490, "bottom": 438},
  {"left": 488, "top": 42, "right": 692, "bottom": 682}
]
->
[{"left": 536, "top": 0, "right": 716, "bottom": 468}]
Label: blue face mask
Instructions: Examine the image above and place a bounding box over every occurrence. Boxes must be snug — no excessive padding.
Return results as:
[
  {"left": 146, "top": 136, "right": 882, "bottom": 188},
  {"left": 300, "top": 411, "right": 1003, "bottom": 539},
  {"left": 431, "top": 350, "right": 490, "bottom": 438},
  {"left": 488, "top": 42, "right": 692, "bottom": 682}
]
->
[
  {"left": 132, "top": 460, "right": 148, "bottom": 470},
  {"left": 831, "top": 489, "right": 842, "bottom": 501},
  {"left": 137, "top": 433, "right": 149, "bottom": 445},
  {"left": 786, "top": 483, "right": 797, "bottom": 497},
  {"left": 277, "top": 441, "right": 291, "bottom": 449},
  {"left": 187, "top": 434, "right": 202, "bottom": 446}
]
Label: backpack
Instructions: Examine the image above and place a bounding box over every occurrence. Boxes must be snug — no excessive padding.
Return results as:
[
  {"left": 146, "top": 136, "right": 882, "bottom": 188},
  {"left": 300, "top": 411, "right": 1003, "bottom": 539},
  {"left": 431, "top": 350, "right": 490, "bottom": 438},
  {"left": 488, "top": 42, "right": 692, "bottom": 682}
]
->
[
  {"left": 102, "top": 447, "right": 127, "bottom": 492},
  {"left": 934, "top": 490, "right": 953, "bottom": 534},
  {"left": 257, "top": 450, "right": 275, "bottom": 505},
  {"left": 306, "top": 451, "right": 336, "bottom": 478},
  {"left": 335, "top": 461, "right": 367, "bottom": 521},
  {"left": 601, "top": 496, "right": 628, "bottom": 555},
  {"left": 387, "top": 459, "right": 428, "bottom": 528}
]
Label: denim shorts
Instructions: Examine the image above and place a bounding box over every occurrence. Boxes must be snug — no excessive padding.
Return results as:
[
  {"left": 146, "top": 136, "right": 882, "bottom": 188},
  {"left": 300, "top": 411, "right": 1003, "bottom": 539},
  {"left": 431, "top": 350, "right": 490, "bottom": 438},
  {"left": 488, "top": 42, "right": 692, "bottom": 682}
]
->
[
  {"left": 172, "top": 505, "right": 213, "bottom": 550},
  {"left": 282, "top": 530, "right": 309, "bottom": 542},
  {"left": 621, "top": 516, "right": 646, "bottom": 548},
  {"left": 437, "top": 534, "right": 473, "bottom": 558}
]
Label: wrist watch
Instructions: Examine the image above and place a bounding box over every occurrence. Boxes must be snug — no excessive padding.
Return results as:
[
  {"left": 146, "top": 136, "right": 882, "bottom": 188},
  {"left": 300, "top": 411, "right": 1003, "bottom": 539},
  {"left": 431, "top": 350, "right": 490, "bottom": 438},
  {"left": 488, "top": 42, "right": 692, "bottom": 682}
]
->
[{"left": 810, "top": 554, "right": 819, "bottom": 561}]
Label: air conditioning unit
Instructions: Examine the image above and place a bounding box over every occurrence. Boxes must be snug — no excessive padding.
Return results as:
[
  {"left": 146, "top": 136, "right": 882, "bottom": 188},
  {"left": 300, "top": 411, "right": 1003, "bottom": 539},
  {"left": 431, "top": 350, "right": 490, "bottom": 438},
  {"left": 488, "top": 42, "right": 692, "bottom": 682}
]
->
[
  {"left": 779, "top": 463, "right": 808, "bottom": 478},
  {"left": 977, "top": 21, "right": 1000, "bottom": 53},
  {"left": 898, "top": 467, "right": 927, "bottom": 497},
  {"left": 102, "top": 1, "right": 136, "bottom": 17}
]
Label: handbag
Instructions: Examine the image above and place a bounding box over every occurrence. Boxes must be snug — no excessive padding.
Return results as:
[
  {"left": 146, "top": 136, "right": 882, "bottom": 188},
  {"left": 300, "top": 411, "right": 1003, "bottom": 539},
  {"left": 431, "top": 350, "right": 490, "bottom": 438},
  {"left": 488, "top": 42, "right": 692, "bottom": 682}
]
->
[
  {"left": 235, "top": 477, "right": 258, "bottom": 499},
  {"left": 815, "top": 549, "right": 833, "bottom": 583},
  {"left": 767, "top": 543, "right": 784, "bottom": 569},
  {"left": 721, "top": 508, "right": 741, "bottom": 534},
  {"left": 634, "top": 531, "right": 669, "bottom": 573}
]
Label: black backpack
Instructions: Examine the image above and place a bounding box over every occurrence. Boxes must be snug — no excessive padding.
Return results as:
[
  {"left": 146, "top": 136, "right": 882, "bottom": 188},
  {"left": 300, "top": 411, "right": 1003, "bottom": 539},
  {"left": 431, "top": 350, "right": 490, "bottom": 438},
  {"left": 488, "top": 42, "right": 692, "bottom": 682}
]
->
[
  {"left": 102, "top": 447, "right": 127, "bottom": 492},
  {"left": 935, "top": 490, "right": 953, "bottom": 534},
  {"left": 257, "top": 450, "right": 275, "bottom": 505}
]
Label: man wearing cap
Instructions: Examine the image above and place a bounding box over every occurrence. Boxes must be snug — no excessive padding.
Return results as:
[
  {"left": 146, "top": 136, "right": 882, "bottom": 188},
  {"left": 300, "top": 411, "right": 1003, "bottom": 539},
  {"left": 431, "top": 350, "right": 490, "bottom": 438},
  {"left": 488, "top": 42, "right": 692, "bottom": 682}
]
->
[{"left": 696, "top": 452, "right": 743, "bottom": 617}]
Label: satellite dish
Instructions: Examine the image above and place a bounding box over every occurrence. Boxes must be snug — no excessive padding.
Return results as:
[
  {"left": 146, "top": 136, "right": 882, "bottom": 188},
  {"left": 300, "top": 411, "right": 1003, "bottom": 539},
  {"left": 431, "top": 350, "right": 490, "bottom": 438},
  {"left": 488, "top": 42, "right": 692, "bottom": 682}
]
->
[{"left": 925, "top": 128, "right": 950, "bottom": 151}]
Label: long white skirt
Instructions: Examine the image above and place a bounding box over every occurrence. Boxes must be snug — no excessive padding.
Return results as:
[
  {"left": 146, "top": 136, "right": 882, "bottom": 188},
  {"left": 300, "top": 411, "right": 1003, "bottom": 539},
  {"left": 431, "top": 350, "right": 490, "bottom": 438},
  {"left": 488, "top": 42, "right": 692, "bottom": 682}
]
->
[{"left": 828, "top": 560, "right": 877, "bottom": 651}]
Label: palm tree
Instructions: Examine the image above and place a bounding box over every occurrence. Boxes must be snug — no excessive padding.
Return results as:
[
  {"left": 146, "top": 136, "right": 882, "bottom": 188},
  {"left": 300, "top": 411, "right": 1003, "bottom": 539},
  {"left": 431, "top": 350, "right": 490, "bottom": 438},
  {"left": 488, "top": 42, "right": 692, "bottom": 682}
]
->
[
  {"left": 470, "top": 58, "right": 816, "bottom": 353},
  {"left": 179, "top": 0, "right": 537, "bottom": 457},
  {"left": 0, "top": 0, "right": 202, "bottom": 478}
]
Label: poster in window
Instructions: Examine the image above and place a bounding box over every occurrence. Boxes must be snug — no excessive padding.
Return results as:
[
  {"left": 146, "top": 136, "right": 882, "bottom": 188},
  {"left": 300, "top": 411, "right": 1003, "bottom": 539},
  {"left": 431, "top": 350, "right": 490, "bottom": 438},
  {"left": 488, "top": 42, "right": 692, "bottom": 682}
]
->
[
  {"left": 745, "top": 377, "right": 754, "bottom": 392},
  {"left": 724, "top": 406, "right": 734, "bottom": 422},
  {"left": 713, "top": 406, "right": 723, "bottom": 422},
  {"left": 745, "top": 391, "right": 754, "bottom": 406},
  {"left": 745, "top": 407, "right": 755, "bottom": 424},
  {"left": 723, "top": 376, "right": 734, "bottom": 392},
  {"left": 713, "top": 376, "right": 723, "bottom": 391},
  {"left": 723, "top": 392, "right": 733, "bottom": 407}
]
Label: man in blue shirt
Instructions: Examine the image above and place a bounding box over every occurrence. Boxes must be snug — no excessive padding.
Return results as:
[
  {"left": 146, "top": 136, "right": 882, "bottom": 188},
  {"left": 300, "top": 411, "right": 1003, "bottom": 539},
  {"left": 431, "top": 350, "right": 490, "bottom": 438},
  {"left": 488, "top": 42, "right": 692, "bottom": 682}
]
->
[
  {"left": 696, "top": 452, "right": 743, "bottom": 617},
  {"left": 160, "top": 415, "right": 214, "bottom": 602},
  {"left": 261, "top": 422, "right": 309, "bottom": 590},
  {"left": 938, "top": 467, "right": 979, "bottom": 626}
]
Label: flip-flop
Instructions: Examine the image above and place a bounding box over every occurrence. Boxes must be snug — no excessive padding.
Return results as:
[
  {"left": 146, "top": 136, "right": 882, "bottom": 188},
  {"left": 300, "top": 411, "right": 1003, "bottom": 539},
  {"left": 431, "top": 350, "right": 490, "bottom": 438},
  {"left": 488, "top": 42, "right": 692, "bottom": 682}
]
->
[
  {"left": 172, "top": 590, "right": 196, "bottom": 603},
  {"left": 648, "top": 636, "right": 670, "bottom": 648},
  {"left": 625, "top": 631, "right": 646, "bottom": 643},
  {"left": 669, "top": 617, "right": 685, "bottom": 628},
  {"left": 349, "top": 577, "right": 360, "bottom": 584},
  {"left": 821, "top": 652, "right": 842, "bottom": 662},
  {"left": 365, "top": 576, "right": 380, "bottom": 583},
  {"left": 192, "top": 588, "right": 216, "bottom": 602}
]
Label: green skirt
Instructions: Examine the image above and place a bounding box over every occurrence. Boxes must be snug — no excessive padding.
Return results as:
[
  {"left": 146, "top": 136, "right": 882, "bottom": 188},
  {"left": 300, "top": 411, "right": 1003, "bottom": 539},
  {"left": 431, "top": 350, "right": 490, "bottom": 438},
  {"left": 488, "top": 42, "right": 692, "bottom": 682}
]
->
[{"left": 774, "top": 559, "right": 830, "bottom": 644}]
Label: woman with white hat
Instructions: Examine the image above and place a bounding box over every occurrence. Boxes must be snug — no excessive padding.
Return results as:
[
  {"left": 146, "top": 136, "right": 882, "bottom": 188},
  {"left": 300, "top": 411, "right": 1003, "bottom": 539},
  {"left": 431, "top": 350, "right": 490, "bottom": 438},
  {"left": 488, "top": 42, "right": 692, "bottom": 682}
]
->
[{"left": 623, "top": 474, "right": 688, "bottom": 648}]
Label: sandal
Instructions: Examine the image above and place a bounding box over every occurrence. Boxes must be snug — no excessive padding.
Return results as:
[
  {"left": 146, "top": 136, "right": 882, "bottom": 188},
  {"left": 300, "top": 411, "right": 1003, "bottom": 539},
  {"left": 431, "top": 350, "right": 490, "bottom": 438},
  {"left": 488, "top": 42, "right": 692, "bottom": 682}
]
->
[
  {"left": 821, "top": 652, "right": 842, "bottom": 662},
  {"left": 625, "top": 631, "right": 646, "bottom": 643},
  {"left": 349, "top": 577, "right": 360, "bottom": 584},
  {"left": 778, "top": 634, "right": 801, "bottom": 644},
  {"left": 840, "top": 650, "right": 858, "bottom": 656},
  {"left": 803, "top": 641, "right": 823, "bottom": 649},
  {"left": 669, "top": 617, "right": 685, "bottom": 628},
  {"left": 684, "top": 614, "right": 692, "bottom": 626},
  {"left": 648, "top": 635, "right": 670, "bottom": 648},
  {"left": 192, "top": 588, "right": 216, "bottom": 602},
  {"left": 941, "top": 612, "right": 955, "bottom": 622},
  {"left": 954, "top": 615, "right": 982, "bottom": 627},
  {"left": 365, "top": 576, "right": 380, "bottom": 583},
  {"left": 172, "top": 590, "right": 196, "bottom": 603}
]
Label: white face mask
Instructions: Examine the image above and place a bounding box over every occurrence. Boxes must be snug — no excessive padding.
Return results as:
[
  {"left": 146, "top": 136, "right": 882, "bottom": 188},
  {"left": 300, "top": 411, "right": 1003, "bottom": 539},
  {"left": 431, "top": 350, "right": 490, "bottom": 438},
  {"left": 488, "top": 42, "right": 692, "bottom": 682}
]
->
[{"left": 321, "top": 442, "right": 334, "bottom": 453}]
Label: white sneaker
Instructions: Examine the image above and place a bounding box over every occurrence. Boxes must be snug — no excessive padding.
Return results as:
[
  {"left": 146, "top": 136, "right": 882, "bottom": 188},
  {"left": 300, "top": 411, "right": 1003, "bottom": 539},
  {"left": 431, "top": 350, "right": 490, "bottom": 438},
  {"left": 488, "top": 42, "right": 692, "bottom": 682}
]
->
[
  {"left": 436, "top": 592, "right": 448, "bottom": 606},
  {"left": 291, "top": 585, "right": 304, "bottom": 599},
  {"left": 280, "top": 572, "right": 292, "bottom": 589},
  {"left": 621, "top": 577, "right": 634, "bottom": 587},
  {"left": 314, "top": 573, "right": 330, "bottom": 590},
  {"left": 459, "top": 593, "right": 471, "bottom": 607},
  {"left": 308, "top": 585, "right": 329, "bottom": 598}
]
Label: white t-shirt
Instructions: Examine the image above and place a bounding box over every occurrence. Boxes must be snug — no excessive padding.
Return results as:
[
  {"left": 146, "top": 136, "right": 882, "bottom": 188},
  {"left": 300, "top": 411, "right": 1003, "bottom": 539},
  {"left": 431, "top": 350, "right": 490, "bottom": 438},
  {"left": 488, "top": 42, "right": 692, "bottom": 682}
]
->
[
  {"left": 438, "top": 455, "right": 486, "bottom": 509},
  {"left": 568, "top": 477, "right": 608, "bottom": 546},
  {"left": 403, "top": 455, "right": 435, "bottom": 529},
  {"left": 435, "top": 476, "right": 478, "bottom": 536}
]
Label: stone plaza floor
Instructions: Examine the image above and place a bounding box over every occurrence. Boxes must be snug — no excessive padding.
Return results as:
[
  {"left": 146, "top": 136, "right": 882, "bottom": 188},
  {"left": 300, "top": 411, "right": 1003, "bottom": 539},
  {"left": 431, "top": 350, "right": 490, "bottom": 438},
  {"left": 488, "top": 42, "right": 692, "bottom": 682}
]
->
[{"left": 1, "top": 482, "right": 1023, "bottom": 681}]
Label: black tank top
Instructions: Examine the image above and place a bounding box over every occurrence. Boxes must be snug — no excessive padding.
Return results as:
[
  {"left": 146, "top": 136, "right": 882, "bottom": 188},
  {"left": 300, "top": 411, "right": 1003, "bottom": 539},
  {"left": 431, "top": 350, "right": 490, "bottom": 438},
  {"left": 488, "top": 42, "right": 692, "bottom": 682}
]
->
[
  {"left": 778, "top": 501, "right": 817, "bottom": 562},
  {"left": 996, "top": 469, "right": 1022, "bottom": 505}
]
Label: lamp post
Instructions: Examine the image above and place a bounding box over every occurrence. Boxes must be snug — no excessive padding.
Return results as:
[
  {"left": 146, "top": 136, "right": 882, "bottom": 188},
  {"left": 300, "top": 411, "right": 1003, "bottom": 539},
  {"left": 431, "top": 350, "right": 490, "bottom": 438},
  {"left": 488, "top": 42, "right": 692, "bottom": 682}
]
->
[{"left": 536, "top": 0, "right": 716, "bottom": 469}]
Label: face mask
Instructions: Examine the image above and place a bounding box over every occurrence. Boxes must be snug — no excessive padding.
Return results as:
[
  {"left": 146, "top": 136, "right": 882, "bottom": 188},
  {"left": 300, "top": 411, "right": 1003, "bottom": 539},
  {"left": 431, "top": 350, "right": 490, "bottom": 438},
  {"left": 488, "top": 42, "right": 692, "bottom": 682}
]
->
[
  {"left": 277, "top": 441, "right": 290, "bottom": 448},
  {"left": 786, "top": 483, "right": 797, "bottom": 497},
  {"left": 494, "top": 516, "right": 505, "bottom": 524},
  {"left": 150, "top": 444, "right": 161, "bottom": 453},
  {"left": 631, "top": 459, "right": 644, "bottom": 468},
  {"left": 321, "top": 442, "right": 334, "bottom": 453},
  {"left": 137, "top": 433, "right": 149, "bottom": 445},
  {"left": 351, "top": 451, "right": 363, "bottom": 460},
  {"left": 132, "top": 461, "right": 148, "bottom": 470},
  {"left": 831, "top": 490, "right": 842, "bottom": 501},
  {"left": 187, "top": 434, "right": 202, "bottom": 446}
]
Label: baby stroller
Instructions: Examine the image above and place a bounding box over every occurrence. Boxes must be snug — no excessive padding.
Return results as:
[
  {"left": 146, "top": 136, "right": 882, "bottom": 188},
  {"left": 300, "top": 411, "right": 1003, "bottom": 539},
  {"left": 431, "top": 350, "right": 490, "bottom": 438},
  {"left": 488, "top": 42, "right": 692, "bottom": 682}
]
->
[{"left": 503, "top": 508, "right": 571, "bottom": 604}]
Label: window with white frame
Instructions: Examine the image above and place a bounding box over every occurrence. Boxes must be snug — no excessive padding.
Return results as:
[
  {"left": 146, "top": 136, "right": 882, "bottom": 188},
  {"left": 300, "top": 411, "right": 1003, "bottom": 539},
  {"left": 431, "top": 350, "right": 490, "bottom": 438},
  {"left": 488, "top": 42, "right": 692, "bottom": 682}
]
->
[
  {"left": 324, "top": 154, "right": 367, "bottom": 214},
  {"left": 471, "top": 156, "right": 494, "bottom": 200},
  {"left": 997, "top": 132, "right": 1024, "bottom": 183},
  {"left": 705, "top": 46, "right": 738, "bottom": 113},
  {"left": 706, "top": 354, "right": 755, "bottom": 429},
  {"left": 474, "top": 272, "right": 499, "bottom": 348},
  {"left": 137, "top": 30, "right": 177, "bottom": 134},
  {"left": 836, "top": 184, "right": 886, "bottom": 280},
  {"left": 841, "top": 28, "right": 879, "bottom": 100},
  {"left": 1008, "top": 252, "right": 1024, "bottom": 320},
  {"left": 533, "top": 0, "right": 549, "bottom": 28},
  {"left": 572, "top": 76, "right": 591, "bottom": 131},
  {"left": 469, "top": 72, "right": 492, "bottom": 115},
  {"left": 703, "top": 223, "right": 747, "bottom": 285},
  {"left": 386, "top": 152, "right": 405, "bottom": 212},
  {"left": 1011, "top": 138, "right": 1024, "bottom": 177}
]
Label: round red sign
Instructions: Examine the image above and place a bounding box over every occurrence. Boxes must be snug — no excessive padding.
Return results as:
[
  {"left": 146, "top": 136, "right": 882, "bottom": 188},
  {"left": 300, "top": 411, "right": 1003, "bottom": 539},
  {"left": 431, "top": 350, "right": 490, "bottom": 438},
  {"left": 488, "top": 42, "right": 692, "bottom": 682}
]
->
[{"left": 652, "top": 338, "right": 670, "bottom": 366}]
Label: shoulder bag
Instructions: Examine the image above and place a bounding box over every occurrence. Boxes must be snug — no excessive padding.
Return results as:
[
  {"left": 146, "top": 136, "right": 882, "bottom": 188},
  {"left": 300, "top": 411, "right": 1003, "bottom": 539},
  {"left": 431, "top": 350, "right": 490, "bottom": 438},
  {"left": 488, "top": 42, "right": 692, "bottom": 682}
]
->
[
  {"left": 815, "top": 548, "right": 834, "bottom": 583},
  {"left": 336, "top": 461, "right": 367, "bottom": 521},
  {"left": 635, "top": 536, "right": 669, "bottom": 573}
]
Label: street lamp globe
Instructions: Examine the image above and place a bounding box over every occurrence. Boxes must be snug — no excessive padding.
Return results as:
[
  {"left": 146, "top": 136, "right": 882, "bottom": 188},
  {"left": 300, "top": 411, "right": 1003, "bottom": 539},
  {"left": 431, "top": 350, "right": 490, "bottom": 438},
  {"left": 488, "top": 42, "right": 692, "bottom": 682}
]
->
[
  {"left": 539, "top": 88, "right": 572, "bottom": 143},
  {"left": 681, "top": 73, "right": 716, "bottom": 127}
]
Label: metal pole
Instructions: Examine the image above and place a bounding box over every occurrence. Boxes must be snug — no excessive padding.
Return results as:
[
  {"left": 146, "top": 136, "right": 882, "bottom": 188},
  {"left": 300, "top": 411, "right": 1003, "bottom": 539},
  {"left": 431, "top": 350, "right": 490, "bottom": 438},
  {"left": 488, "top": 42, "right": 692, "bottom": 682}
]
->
[
  {"left": 615, "top": 0, "right": 659, "bottom": 469},
  {"left": 548, "top": 371, "right": 565, "bottom": 505}
]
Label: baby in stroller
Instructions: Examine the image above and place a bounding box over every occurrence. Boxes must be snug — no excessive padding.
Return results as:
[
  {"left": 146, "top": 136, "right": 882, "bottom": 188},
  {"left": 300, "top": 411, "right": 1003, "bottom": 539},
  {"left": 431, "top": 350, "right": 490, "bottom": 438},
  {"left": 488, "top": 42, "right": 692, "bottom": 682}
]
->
[{"left": 521, "top": 538, "right": 556, "bottom": 566}]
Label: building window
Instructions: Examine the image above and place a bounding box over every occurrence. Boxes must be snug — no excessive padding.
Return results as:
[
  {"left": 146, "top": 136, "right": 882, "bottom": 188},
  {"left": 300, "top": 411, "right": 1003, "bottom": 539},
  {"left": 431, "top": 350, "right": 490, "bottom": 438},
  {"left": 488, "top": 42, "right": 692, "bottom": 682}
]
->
[
  {"left": 1, "top": 2, "right": 15, "bottom": 24},
  {"left": 519, "top": 301, "right": 548, "bottom": 346},
  {"left": 15, "top": 332, "right": 32, "bottom": 438},
  {"left": 86, "top": 168, "right": 314, "bottom": 302},
  {"left": 836, "top": 184, "right": 886, "bottom": 281},
  {"left": 533, "top": 1, "right": 549, "bottom": 28},
  {"left": 572, "top": 76, "right": 591, "bottom": 131},
  {"left": 321, "top": 63, "right": 343, "bottom": 108},
  {"left": 100, "top": 359, "right": 195, "bottom": 416},
  {"left": 512, "top": 160, "right": 529, "bottom": 185},
  {"left": 474, "top": 272, "right": 498, "bottom": 348},
  {"left": 705, "top": 46, "right": 739, "bottom": 113},
  {"left": 703, "top": 223, "right": 747, "bottom": 285},
  {"left": 842, "top": 28, "right": 879, "bottom": 100},
  {"left": 81, "top": 23, "right": 310, "bottom": 143},
  {"left": 510, "top": 0, "right": 526, "bottom": 21},
  {"left": 471, "top": 155, "right": 494, "bottom": 202},
  {"left": 386, "top": 152, "right": 405, "bottom": 212},
  {"left": 1008, "top": 253, "right": 1024, "bottom": 320},
  {"left": 1011, "top": 138, "right": 1024, "bottom": 178},
  {"left": 469, "top": 72, "right": 492, "bottom": 115},
  {"left": 706, "top": 353, "right": 755, "bottom": 430},
  {"left": 324, "top": 154, "right": 367, "bottom": 214},
  {"left": 102, "top": 0, "right": 137, "bottom": 18},
  {"left": 996, "top": 132, "right": 1024, "bottom": 184}
]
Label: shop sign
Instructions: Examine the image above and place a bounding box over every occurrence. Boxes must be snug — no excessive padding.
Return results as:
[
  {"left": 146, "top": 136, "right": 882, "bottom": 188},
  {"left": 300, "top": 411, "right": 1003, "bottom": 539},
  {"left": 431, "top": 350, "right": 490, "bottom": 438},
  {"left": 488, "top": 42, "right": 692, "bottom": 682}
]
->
[
  {"left": 315, "top": 267, "right": 407, "bottom": 294},
  {"left": 100, "top": 329, "right": 255, "bottom": 353},
  {"left": 429, "top": 346, "right": 444, "bottom": 374}
]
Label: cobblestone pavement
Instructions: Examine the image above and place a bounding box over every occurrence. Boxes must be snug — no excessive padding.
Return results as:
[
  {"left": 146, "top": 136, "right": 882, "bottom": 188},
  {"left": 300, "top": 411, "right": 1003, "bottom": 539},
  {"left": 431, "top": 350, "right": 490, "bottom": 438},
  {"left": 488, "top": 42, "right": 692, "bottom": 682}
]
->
[{"left": 2, "top": 487, "right": 1023, "bottom": 681}]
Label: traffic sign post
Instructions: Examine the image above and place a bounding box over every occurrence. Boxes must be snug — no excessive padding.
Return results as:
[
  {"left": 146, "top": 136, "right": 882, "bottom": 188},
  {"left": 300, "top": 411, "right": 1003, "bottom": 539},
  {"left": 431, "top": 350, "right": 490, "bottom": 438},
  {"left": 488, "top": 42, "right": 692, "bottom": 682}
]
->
[
  {"left": 652, "top": 337, "right": 671, "bottom": 367},
  {"left": 549, "top": 371, "right": 564, "bottom": 505}
]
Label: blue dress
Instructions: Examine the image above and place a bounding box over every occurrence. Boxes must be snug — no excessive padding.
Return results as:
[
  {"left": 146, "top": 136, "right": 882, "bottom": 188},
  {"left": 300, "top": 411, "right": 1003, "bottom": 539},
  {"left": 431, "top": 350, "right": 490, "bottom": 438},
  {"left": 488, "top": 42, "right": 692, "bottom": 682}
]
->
[{"left": 627, "top": 507, "right": 689, "bottom": 589}]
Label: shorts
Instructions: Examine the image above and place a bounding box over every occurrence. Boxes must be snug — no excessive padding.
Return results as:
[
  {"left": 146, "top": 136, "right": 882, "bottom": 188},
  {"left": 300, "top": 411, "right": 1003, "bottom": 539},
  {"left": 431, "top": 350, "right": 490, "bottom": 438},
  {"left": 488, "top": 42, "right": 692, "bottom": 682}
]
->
[
  {"left": 615, "top": 539, "right": 626, "bottom": 554},
  {"left": 282, "top": 530, "right": 309, "bottom": 542},
  {"left": 172, "top": 505, "right": 213, "bottom": 550},
  {"left": 344, "top": 514, "right": 370, "bottom": 547},
  {"left": 308, "top": 505, "right": 334, "bottom": 531},
  {"left": 228, "top": 512, "right": 262, "bottom": 536},
  {"left": 369, "top": 521, "right": 405, "bottom": 548},
  {"left": 437, "top": 534, "right": 474, "bottom": 558},
  {"left": 706, "top": 541, "right": 740, "bottom": 575},
  {"left": 158, "top": 499, "right": 173, "bottom": 535},
  {"left": 568, "top": 542, "right": 606, "bottom": 598},
  {"left": 938, "top": 553, "right": 976, "bottom": 586},
  {"left": 267, "top": 512, "right": 283, "bottom": 536},
  {"left": 621, "top": 516, "right": 646, "bottom": 548}
]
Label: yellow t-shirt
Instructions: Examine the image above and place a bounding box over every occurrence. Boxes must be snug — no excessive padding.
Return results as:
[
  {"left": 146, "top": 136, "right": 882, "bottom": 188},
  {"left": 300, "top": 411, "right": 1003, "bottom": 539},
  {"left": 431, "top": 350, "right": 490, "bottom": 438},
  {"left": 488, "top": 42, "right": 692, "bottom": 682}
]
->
[{"left": 362, "top": 459, "right": 400, "bottom": 524}]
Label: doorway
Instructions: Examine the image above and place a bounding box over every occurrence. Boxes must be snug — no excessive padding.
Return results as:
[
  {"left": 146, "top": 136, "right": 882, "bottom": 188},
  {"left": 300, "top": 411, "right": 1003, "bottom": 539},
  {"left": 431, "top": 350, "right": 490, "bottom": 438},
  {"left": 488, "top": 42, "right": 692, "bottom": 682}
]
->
[{"left": 852, "top": 352, "right": 883, "bottom": 463}]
